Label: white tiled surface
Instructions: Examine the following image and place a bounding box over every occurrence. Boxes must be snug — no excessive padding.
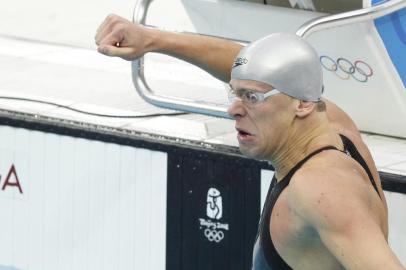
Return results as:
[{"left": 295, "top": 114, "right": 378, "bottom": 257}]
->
[
  {"left": 362, "top": 133, "right": 406, "bottom": 176},
  {"left": 0, "top": 35, "right": 235, "bottom": 137},
  {"left": 0, "top": 0, "right": 136, "bottom": 50}
]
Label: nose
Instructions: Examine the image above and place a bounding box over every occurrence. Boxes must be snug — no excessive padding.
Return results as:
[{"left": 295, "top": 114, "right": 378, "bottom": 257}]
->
[{"left": 227, "top": 100, "right": 246, "bottom": 119}]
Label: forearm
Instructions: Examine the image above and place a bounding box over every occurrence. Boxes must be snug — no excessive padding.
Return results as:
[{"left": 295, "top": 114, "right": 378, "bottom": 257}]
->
[
  {"left": 96, "top": 14, "right": 242, "bottom": 82},
  {"left": 150, "top": 29, "right": 243, "bottom": 82}
]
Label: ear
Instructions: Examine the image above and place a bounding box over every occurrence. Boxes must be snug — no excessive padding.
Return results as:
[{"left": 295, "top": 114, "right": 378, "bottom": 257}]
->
[{"left": 295, "top": 100, "right": 316, "bottom": 118}]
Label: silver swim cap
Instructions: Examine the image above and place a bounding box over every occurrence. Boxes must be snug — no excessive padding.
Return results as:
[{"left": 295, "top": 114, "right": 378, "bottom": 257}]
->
[{"left": 231, "top": 33, "right": 323, "bottom": 102}]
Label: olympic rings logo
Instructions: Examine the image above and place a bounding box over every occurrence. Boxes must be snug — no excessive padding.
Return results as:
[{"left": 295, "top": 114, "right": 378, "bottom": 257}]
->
[
  {"left": 204, "top": 228, "right": 224, "bottom": 243},
  {"left": 320, "top": 56, "right": 373, "bottom": 83}
]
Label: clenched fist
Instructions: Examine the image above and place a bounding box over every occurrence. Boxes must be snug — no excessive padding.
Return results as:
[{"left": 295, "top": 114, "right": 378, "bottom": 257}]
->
[{"left": 95, "top": 14, "right": 157, "bottom": 61}]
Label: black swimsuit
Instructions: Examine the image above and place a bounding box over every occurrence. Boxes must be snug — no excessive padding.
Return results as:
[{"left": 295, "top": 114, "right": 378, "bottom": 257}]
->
[{"left": 251, "top": 134, "right": 381, "bottom": 270}]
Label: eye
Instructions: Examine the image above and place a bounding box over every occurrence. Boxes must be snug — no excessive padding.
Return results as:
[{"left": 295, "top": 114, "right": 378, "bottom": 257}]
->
[
  {"left": 227, "top": 89, "right": 237, "bottom": 102},
  {"left": 243, "top": 91, "right": 260, "bottom": 103}
]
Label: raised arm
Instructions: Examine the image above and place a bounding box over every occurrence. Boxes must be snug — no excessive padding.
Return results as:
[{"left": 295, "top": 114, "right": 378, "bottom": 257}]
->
[
  {"left": 95, "top": 14, "right": 242, "bottom": 82},
  {"left": 94, "top": 14, "right": 369, "bottom": 139}
]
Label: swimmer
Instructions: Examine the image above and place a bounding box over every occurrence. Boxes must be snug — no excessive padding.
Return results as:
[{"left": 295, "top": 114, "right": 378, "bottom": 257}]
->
[{"left": 95, "top": 15, "right": 405, "bottom": 270}]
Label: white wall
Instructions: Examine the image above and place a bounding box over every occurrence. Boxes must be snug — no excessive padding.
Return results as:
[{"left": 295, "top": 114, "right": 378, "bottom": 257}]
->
[
  {"left": 0, "top": 126, "right": 167, "bottom": 270},
  {"left": 385, "top": 191, "right": 406, "bottom": 266}
]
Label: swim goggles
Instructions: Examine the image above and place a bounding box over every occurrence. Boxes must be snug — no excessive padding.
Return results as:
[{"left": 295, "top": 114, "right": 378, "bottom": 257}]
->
[{"left": 228, "top": 87, "right": 280, "bottom": 105}]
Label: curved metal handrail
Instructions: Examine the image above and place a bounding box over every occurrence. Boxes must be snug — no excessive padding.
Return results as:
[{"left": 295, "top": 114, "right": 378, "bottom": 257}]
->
[
  {"left": 131, "top": 0, "right": 233, "bottom": 118},
  {"left": 296, "top": 0, "right": 406, "bottom": 37},
  {"left": 132, "top": 0, "right": 406, "bottom": 118}
]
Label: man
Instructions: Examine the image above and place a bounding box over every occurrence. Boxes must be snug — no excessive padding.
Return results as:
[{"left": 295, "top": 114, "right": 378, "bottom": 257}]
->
[{"left": 95, "top": 14, "right": 405, "bottom": 269}]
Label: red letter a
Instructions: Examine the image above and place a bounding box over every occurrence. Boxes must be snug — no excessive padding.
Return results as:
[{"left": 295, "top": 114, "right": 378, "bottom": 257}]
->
[{"left": 2, "top": 164, "right": 23, "bottom": 194}]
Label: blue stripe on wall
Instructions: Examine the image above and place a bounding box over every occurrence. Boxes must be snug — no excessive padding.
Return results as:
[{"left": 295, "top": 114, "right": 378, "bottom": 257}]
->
[
  {"left": 0, "top": 266, "right": 24, "bottom": 270},
  {"left": 372, "top": 0, "right": 406, "bottom": 89}
]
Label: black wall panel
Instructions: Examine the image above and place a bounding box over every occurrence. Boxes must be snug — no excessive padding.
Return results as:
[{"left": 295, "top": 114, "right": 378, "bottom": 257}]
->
[{"left": 167, "top": 152, "right": 262, "bottom": 270}]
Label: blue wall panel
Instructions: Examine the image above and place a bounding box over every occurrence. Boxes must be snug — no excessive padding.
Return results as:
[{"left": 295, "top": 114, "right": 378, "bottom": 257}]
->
[{"left": 373, "top": 0, "right": 406, "bottom": 88}]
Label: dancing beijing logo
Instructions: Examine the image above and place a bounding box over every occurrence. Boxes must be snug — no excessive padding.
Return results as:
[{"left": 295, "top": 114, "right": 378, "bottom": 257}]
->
[
  {"left": 198, "top": 188, "right": 229, "bottom": 244},
  {"left": 207, "top": 187, "right": 222, "bottom": 219}
]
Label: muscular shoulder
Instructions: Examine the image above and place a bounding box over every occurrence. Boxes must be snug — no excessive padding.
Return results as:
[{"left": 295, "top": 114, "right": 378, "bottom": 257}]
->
[{"left": 286, "top": 152, "right": 372, "bottom": 228}]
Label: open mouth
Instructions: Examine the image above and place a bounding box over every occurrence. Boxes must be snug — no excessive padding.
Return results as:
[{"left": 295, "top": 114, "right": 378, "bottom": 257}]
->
[
  {"left": 238, "top": 130, "right": 251, "bottom": 136},
  {"left": 236, "top": 128, "right": 253, "bottom": 138}
]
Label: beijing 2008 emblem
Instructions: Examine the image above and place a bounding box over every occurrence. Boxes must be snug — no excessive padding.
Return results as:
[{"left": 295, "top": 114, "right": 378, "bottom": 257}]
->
[
  {"left": 320, "top": 55, "right": 374, "bottom": 83},
  {"left": 198, "top": 187, "right": 229, "bottom": 244}
]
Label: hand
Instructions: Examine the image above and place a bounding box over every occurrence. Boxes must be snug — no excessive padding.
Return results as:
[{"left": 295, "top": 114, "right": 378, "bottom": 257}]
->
[{"left": 95, "top": 14, "right": 156, "bottom": 61}]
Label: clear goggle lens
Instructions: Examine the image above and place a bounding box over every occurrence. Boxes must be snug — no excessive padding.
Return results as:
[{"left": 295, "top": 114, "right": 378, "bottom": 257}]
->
[{"left": 228, "top": 88, "right": 280, "bottom": 105}]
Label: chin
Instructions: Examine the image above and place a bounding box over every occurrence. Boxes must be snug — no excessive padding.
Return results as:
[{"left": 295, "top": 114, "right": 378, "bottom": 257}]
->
[
  {"left": 239, "top": 146, "right": 261, "bottom": 159},
  {"left": 239, "top": 144, "right": 271, "bottom": 161}
]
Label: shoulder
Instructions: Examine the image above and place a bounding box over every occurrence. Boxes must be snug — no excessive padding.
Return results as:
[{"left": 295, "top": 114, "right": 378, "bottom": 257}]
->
[
  {"left": 286, "top": 154, "right": 372, "bottom": 227},
  {"left": 323, "top": 98, "right": 361, "bottom": 140}
]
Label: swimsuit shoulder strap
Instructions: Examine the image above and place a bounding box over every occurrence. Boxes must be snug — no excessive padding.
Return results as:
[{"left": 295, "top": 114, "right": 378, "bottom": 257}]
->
[
  {"left": 282, "top": 145, "right": 339, "bottom": 185},
  {"left": 257, "top": 145, "right": 339, "bottom": 270},
  {"left": 339, "top": 134, "right": 381, "bottom": 198}
]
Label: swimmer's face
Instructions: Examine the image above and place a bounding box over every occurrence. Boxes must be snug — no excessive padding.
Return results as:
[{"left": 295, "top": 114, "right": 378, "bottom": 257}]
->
[{"left": 227, "top": 79, "right": 296, "bottom": 160}]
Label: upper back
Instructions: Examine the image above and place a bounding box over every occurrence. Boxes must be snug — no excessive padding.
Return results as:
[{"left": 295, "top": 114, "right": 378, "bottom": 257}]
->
[{"left": 324, "top": 98, "right": 387, "bottom": 214}]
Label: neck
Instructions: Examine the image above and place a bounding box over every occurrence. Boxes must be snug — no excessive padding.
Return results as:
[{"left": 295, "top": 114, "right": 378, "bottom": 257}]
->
[{"left": 270, "top": 117, "right": 342, "bottom": 181}]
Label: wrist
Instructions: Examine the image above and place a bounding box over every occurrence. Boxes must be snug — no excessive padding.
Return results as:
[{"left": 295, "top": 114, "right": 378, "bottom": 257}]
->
[{"left": 144, "top": 27, "right": 163, "bottom": 53}]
